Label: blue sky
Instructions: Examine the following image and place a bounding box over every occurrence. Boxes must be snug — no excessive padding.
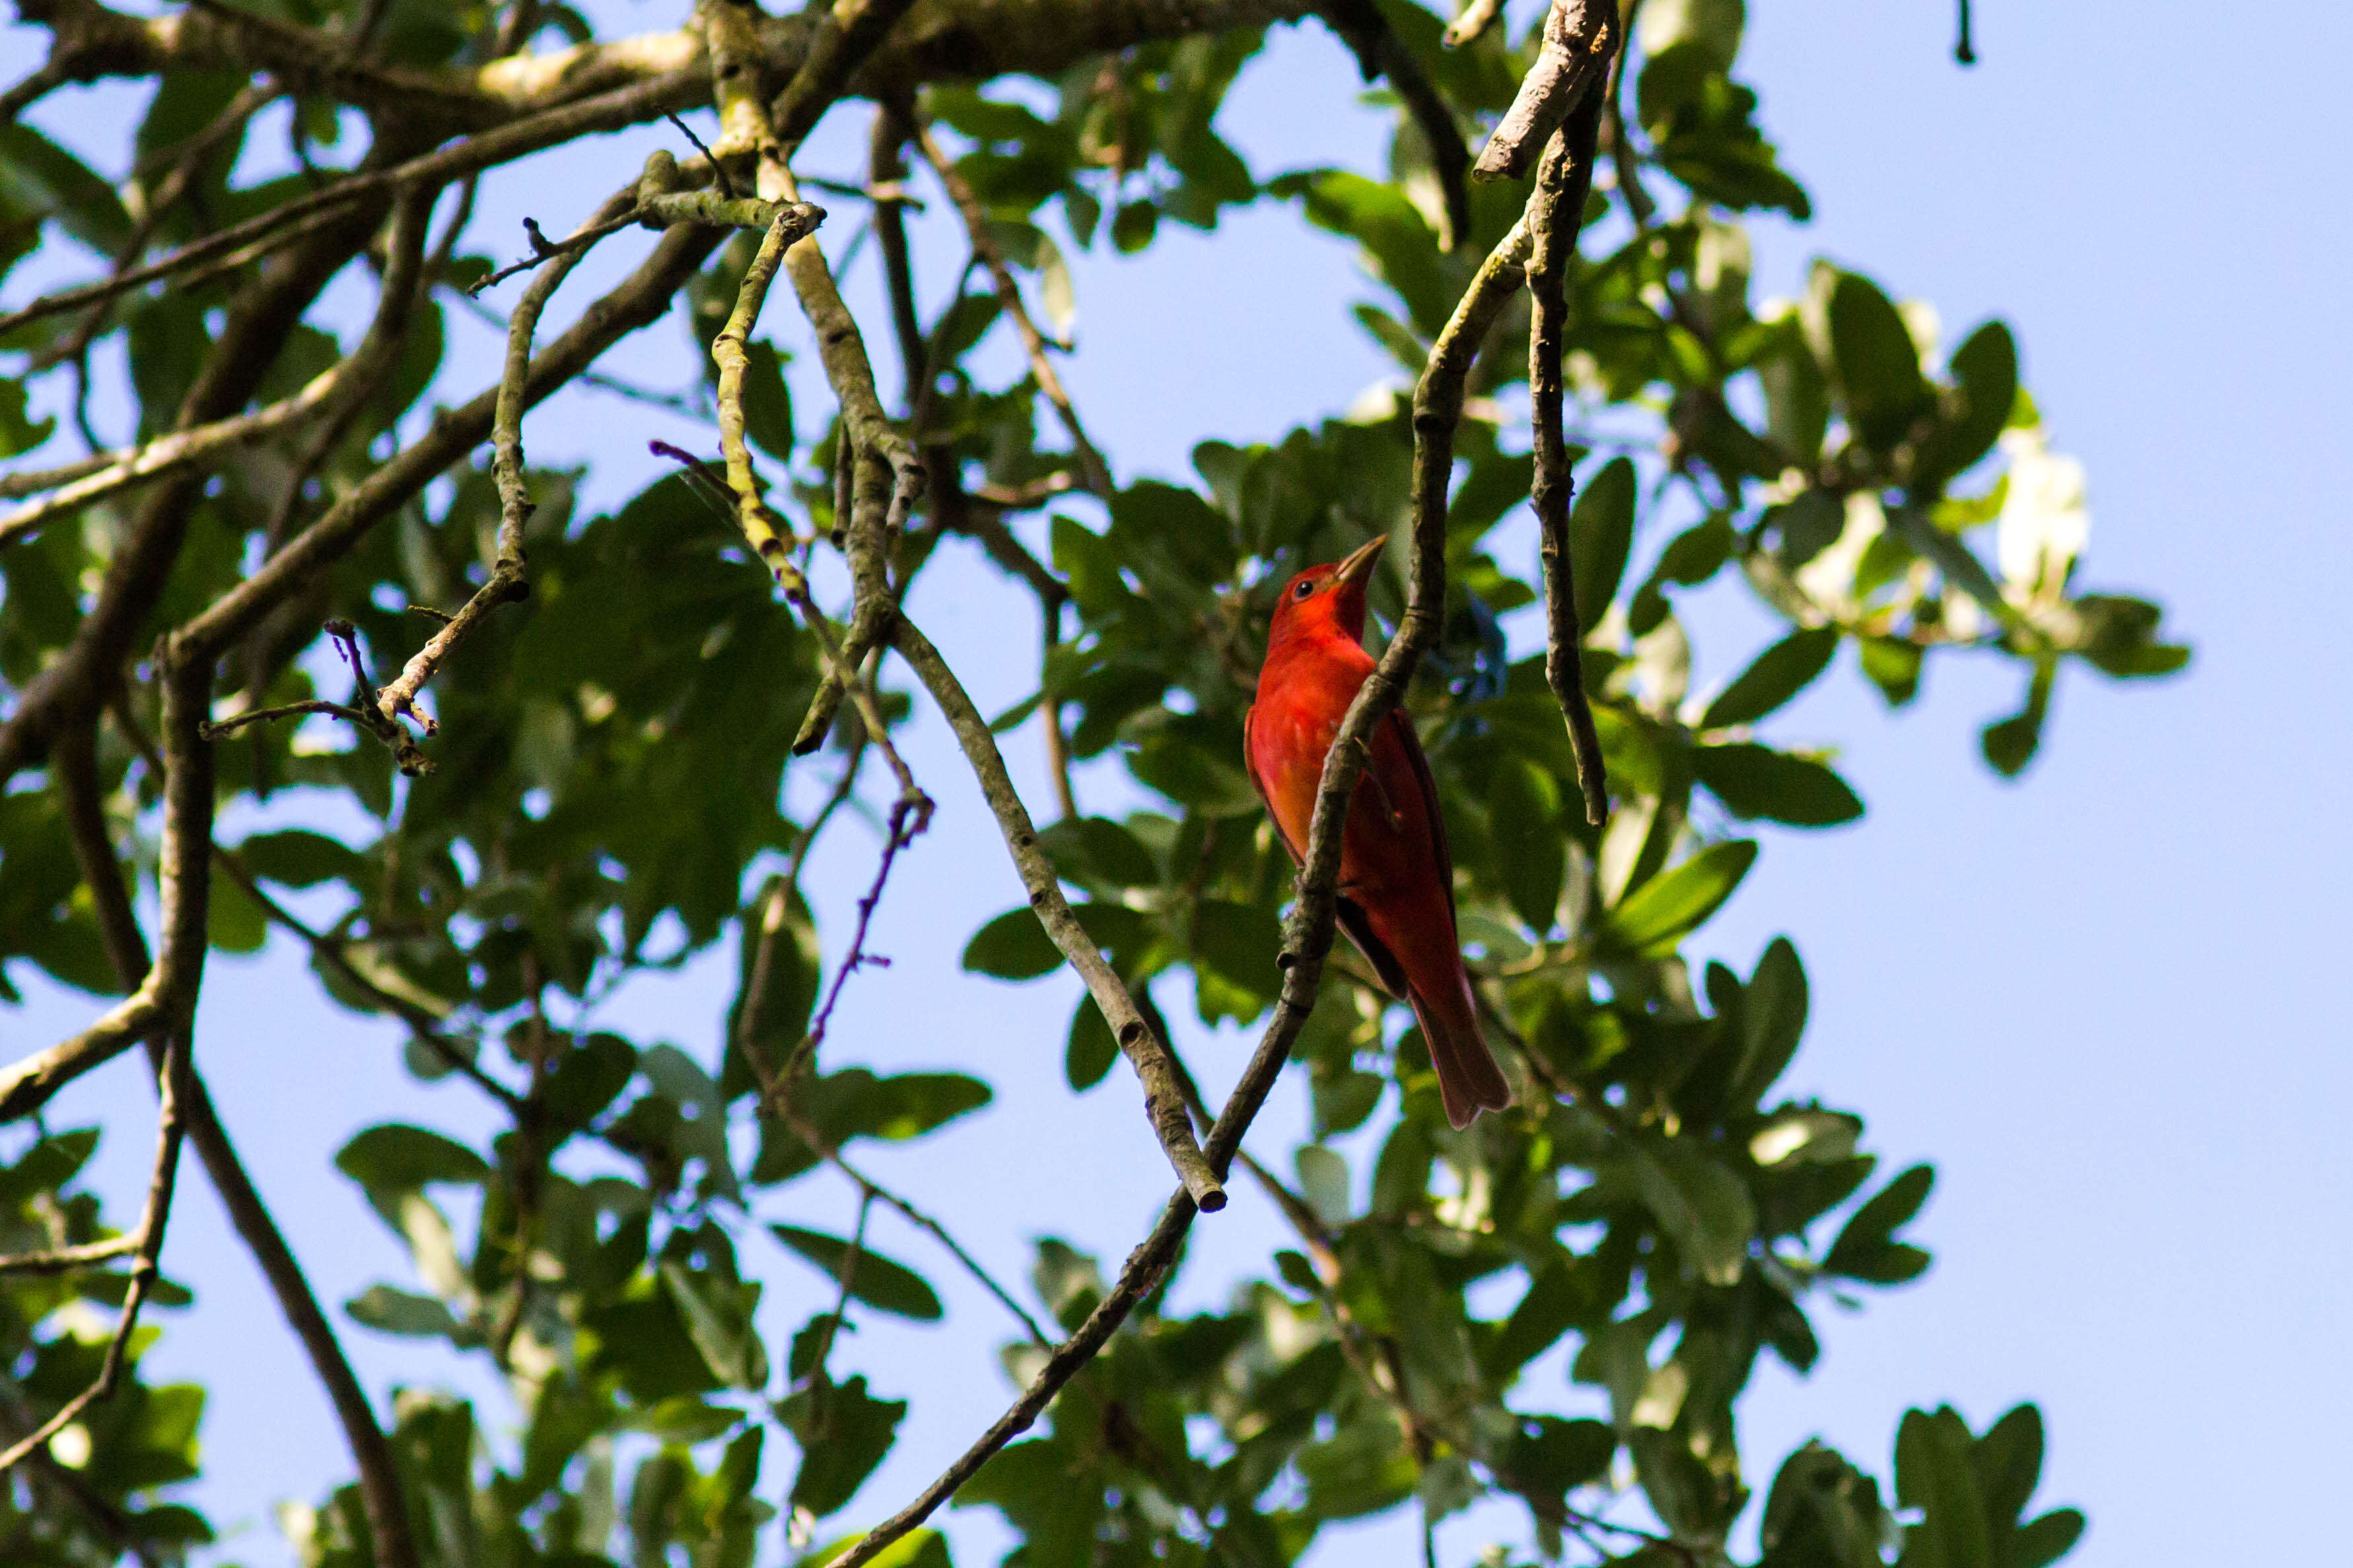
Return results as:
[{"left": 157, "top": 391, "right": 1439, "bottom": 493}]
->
[{"left": 5, "top": 1, "right": 2350, "bottom": 1563}]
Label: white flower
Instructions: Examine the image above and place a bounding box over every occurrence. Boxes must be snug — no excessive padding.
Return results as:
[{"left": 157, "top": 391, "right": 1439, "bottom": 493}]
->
[{"left": 1996, "top": 427, "right": 2090, "bottom": 601}]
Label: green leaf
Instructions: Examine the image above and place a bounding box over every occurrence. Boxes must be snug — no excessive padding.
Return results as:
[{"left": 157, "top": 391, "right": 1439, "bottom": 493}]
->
[
  {"left": 1693, "top": 744, "right": 1864, "bottom": 827},
  {"left": 1297, "top": 1416, "right": 1418, "bottom": 1520},
  {"left": 1703, "top": 627, "right": 1840, "bottom": 729},
  {"left": 1824, "top": 1163, "right": 1934, "bottom": 1283},
  {"left": 1035, "top": 815, "right": 1160, "bottom": 889},
  {"left": 779, "top": 1375, "right": 905, "bottom": 1518},
  {"left": 235, "top": 829, "right": 363, "bottom": 889},
  {"left": 1193, "top": 897, "right": 1282, "bottom": 1004},
  {"left": 742, "top": 341, "right": 794, "bottom": 463},
  {"left": 1569, "top": 457, "right": 1638, "bottom": 631},
  {"left": 806, "top": 1528, "right": 951, "bottom": 1568},
  {"left": 1605, "top": 840, "right": 1758, "bottom": 955},
  {"left": 1760, "top": 1441, "right": 1887, "bottom": 1568},
  {"left": 1981, "top": 662, "right": 2054, "bottom": 777},
  {"left": 2016, "top": 1509, "right": 2087, "bottom": 1568},
  {"left": 1489, "top": 1253, "right": 1597, "bottom": 1379},
  {"left": 1827, "top": 269, "right": 1927, "bottom": 452},
  {"left": 769, "top": 1225, "right": 944, "bottom": 1320},
  {"left": 542, "top": 1033, "right": 637, "bottom": 1133},
  {"left": 334, "top": 1125, "right": 490, "bottom": 1196},
  {"left": 658, "top": 1261, "right": 769, "bottom": 1390},
  {"left": 1733, "top": 937, "right": 1808, "bottom": 1103},
  {"left": 1627, "top": 1140, "right": 1756, "bottom": 1285},
  {"left": 1488, "top": 755, "right": 1564, "bottom": 934},
  {"left": 0, "top": 125, "right": 133, "bottom": 254},
  {"left": 1294, "top": 1144, "right": 1350, "bottom": 1229},
  {"left": 960, "top": 908, "right": 1062, "bottom": 980},
  {"left": 1769, "top": 489, "right": 1846, "bottom": 568},
  {"left": 205, "top": 873, "right": 269, "bottom": 954},
  {"left": 1895, "top": 1407, "right": 1994, "bottom": 1568},
  {"left": 1065, "top": 996, "right": 1117, "bottom": 1091},
  {"left": 1914, "top": 321, "right": 2018, "bottom": 491},
  {"left": 346, "top": 1284, "right": 472, "bottom": 1343},
  {"left": 1499, "top": 1415, "right": 1616, "bottom": 1500}
]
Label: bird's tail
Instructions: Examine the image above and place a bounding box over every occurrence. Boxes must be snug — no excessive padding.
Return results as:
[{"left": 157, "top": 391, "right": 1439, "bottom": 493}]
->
[{"left": 1410, "top": 970, "right": 1513, "bottom": 1131}]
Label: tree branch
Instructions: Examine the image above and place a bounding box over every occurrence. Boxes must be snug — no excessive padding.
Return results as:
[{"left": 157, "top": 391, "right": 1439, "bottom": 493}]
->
[
  {"left": 0, "top": 1031, "right": 186, "bottom": 1477},
  {"left": 0, "top": 189, "right": 435, "bottom": 547},
  {"left": 57, "top": 673, "right": 421, "bottom": 1568},
  {"left": 174, "top": 221, "right": 726, "bottom": 664},
  {"left": 1469, "top": 0, "right": 1615, "bottom": 182},
  {"left": 370, "top": 188, "right": 644, "bottom": 737},
  {"left": 890, "top": 615, "right": 1222, "bottom": 1210},
  {"left": 1528, "top": 115, "right": 1611, "bottom": 825}
]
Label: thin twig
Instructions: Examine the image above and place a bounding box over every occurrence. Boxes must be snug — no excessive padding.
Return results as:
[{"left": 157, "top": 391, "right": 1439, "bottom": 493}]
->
[
  {"left": 0, "top": 1032, "right": 187, "bottom": 1478},
  {"left": 374, "top": 190, "right": 641, "bottom": 736},
  {"left": 0, "top": 67, "right": 697, "bottom": 343},
  {"left": 891, "top": 616, "right": 1224, "bottom": 1213},
  {"left": 1602, "top": 0, "right": 1654, "bottom": 226},
  {"left": 1442, "top": 0, "right": 1504, "bottom": 48},
  {"left": 1316, "top": 0, "right": 1473, "bottom": 249},
  {"left": 783, "top": 788, "right": 929, "bottom": 1085},
  {"left": 173, "top": 223, "right": 728, "bottom": 666},
  {"left": 1528, "top": 118, "right": 1611, "bottom": 826}
]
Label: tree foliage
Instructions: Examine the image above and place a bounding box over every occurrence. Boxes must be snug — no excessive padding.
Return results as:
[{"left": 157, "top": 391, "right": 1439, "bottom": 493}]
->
[{"left": 0, "top": 0, "right": 2177, "bottom": 1563}]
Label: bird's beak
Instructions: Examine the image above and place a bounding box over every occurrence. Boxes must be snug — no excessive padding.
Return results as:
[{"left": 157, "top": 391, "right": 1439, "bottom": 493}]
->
[{"left": 1335, "top": 535, "right": 1387, "bottom": 590}]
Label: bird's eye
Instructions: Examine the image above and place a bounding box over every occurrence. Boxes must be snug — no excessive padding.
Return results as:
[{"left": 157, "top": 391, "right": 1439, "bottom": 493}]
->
[{"left": 1293, "top": 580, "right": 1314, "bottom": 601}]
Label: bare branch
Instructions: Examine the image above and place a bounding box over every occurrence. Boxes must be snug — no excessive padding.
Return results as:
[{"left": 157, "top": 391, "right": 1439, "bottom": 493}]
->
[
  {"left": 0, "top": 191, "right": 435, "bottom": 548},
  {"left": 892, "top": 615, "right": 1224, "bottom": 1211},
  {"left": 1470, "top": 0, "right": 1615, "bottom": 182},
  {"left": 1528, "top": 117, "right": 1612, "bottom": 825},
  {"left": 0, "top": 68, "right": 696, "bottom": 343},
  {"left": 0, "top": 1032, "right": 187, "bottom": 1477},
  {"left": 61, "top": 679, "right": 421, "bottom": 1568},
  {"left": 0, "top": 176, "right": 398, "bottom": 790},
  {"left": 370, "top": 188, "right": 649, "bottom": 737},
  {"left": 0, "top": 654, "right": 219, "bottom": 1122},
  {"left": 174, "top": 221, "right": 727, "bottom": 664},
  {"left": 1442, "top": 0, "right": 1504, "bottom": 49}
]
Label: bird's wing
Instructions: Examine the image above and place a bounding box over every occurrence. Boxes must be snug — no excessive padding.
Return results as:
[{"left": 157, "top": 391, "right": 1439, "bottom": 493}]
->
[
  {"left": 1244, "top": 702, "right": 1305, "bottom": 866},
  {"left": 1386, "top": 708, "right": 1459, "bottom": 944},
  {"left": 1249, "top": 703, "right": 1411, "bottom": 1000}
]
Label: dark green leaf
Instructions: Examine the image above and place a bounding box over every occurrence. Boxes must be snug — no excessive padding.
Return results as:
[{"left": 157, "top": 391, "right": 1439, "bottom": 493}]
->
[
  {"left": 1703, "top": 627, "right": 1840, "bottom": 729},
  {"left": 960, "top": 908, "right": 1063, "bottom": 980},
  {"left": 1065, "top": 996, "right": 1117, "bottom": 1091},
  {"left": 1569, "top": 457, "right": 1638, "bottom": 631},
  {"left": 335, "top": 1124, "right": 490, "bottom": 1195},
  {"left": 1824, "top": 1163, "right": 1934, "bottom": 1281},
  {"left": 1694, "top": 743, "right": 1864, "bottom": 827},
  {"left": 779, "top": 1375, "right": 905, "bottom": 1518},
  {"left": 1827, "top": 269, "right": 1927, "bottom": 452},
  {"left": 769, "top": 1225, "right": 944, "bottom": 1320}
]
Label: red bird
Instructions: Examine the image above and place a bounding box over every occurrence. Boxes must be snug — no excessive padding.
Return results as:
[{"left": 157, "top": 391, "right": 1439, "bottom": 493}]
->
[{"left": 1244, "top": 536, "right": 1514, "bottom": 1130}]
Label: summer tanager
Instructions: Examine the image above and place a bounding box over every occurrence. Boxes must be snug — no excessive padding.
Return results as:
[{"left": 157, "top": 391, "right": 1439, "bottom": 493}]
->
[{"left": 1244, "top": 536, "right": 1514, "bottom": 1130}]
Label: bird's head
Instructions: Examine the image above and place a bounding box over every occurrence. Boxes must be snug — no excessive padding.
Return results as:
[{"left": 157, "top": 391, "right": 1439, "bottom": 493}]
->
[{"left": 1267, "top": 535, "right": 1386, "bottom": 650}]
